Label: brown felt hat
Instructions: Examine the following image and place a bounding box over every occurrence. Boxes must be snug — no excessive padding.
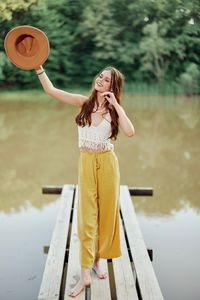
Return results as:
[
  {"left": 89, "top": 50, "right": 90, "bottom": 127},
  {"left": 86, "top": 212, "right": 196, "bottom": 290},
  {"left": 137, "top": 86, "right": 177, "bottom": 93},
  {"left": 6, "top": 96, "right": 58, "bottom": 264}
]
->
[{"left": 4, "top": 25, "right": 50, "bottom": 70}]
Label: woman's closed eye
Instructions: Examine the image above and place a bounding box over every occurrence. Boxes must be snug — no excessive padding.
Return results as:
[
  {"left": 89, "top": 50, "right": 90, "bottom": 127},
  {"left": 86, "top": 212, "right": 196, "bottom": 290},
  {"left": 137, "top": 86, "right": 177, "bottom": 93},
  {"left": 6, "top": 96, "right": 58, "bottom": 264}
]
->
[{"left": 99, "top": 74, "right": 110, "bottom": 82}]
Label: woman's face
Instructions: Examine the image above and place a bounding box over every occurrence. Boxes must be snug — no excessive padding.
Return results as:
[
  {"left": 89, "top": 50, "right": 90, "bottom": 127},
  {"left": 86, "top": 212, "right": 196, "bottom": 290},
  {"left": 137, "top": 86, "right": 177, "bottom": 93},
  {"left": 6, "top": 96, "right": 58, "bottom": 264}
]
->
[{"left": 94, "top": 69, "right": 112, "bottom": 93}]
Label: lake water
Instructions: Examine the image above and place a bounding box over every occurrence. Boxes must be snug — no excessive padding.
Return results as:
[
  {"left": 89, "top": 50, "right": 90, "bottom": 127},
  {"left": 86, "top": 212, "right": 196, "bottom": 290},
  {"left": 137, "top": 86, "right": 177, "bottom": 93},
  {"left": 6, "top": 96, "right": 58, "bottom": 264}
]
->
[{"left": 0, "top": 93, "right": 200, "bottom": 300}]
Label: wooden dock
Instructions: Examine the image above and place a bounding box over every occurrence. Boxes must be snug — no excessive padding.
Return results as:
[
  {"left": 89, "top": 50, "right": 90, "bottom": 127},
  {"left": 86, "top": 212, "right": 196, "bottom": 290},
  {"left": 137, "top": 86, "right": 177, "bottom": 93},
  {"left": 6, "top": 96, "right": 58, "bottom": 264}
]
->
[{"left": 38, "top": 184, "right": 164, "bottom": 300}]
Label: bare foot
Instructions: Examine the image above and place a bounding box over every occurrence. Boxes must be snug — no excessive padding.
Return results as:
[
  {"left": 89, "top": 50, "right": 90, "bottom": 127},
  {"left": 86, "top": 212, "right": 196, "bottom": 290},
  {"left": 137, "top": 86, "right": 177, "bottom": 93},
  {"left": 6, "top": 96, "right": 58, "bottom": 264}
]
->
[
  {"left": 92, "top": 258, "right": 108, "bottom": 279},
  {"left": 68, "top": 267, "right": 91, "bottom": 297}
]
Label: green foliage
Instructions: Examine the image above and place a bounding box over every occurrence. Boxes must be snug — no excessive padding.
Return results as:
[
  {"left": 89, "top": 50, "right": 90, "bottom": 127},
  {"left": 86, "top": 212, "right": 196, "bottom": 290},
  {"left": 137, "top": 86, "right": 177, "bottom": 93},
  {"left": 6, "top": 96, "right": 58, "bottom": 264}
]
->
[
  {"left": 139, "top": 22, "right": 170, "bottom": 82},
  {"left": 0, "top": 0, "right": 199, "bottom": 93},
  {"left": 0, "top": 51, "right": 8, "bottom": 80},
  {"left": 0, "top": 0, "right": 37, "bottom": 20},
  {"left": 179, "top": 63, "right": 200, "bottom": 95}
]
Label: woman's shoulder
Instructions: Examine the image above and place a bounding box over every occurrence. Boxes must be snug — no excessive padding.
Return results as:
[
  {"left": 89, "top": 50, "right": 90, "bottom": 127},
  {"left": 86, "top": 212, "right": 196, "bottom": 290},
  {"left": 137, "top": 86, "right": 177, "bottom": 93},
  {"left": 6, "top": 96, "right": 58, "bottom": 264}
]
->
[{"left": 78, "top": 95, "right": 88, "bottom": 107}]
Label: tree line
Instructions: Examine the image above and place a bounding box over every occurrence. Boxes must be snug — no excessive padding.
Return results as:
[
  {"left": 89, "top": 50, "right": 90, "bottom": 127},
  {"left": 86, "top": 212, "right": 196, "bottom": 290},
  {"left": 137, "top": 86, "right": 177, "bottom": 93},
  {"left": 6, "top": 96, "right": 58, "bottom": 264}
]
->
[{"left": 0, "top": 0, "right": 199, "bottom": 94}]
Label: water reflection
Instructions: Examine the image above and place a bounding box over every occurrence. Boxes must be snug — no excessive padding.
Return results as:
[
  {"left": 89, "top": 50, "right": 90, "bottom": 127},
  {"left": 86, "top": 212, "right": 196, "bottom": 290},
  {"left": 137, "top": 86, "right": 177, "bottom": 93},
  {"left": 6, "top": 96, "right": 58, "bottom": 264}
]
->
[
  {"left": 0, "top": 197, "right": 61, "bottom": 300},
  {"left": 118, "top": 103, "right": 200, "bottom": 216},
  {"left": 137, "top": 207, "right": 200, "bottom": 300},
  {"left": 0, "top": 96, "right": 199, "bottom": 215}
]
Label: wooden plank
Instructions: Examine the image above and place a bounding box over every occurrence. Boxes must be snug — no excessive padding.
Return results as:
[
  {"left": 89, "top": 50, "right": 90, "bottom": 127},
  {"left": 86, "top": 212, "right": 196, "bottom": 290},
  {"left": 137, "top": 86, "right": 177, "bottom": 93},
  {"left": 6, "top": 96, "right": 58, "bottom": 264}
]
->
[
  {"left": 120, "top": 186, "right": 164, "bottom": 300},
  {"left": 38, "top": 184, "right": 75, "bottom": 300},
  {"left": 64, "top": 186, "right": 85, "bottom": 300},
  {"left": 91, "top": 258, "right": 111, "bottom": 300},
  {"left": 112, "top": 218, "right": 139, "bottom": 300}
]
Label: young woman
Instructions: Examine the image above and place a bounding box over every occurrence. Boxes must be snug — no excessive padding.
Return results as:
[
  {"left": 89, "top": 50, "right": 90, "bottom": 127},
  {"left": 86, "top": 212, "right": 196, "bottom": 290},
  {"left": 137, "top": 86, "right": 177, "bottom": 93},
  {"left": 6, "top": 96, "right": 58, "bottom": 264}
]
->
[{"left": 35, "top": 65, "right": 135, "bottom": 297}]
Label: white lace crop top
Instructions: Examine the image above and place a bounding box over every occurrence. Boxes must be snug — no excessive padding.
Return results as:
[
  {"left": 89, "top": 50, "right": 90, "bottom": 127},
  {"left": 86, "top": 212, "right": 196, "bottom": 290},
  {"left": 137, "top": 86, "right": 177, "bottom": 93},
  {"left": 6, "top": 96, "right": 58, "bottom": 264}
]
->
[{"left": 78, "top": 113, "right": 114, "bottom": 151}]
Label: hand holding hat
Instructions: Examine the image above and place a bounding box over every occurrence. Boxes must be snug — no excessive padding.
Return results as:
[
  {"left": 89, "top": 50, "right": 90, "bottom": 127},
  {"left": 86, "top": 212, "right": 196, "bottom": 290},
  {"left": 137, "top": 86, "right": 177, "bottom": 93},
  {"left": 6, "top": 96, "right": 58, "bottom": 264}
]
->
[{"left": 4, "top": 25, "right": 50, "bottom": 70}]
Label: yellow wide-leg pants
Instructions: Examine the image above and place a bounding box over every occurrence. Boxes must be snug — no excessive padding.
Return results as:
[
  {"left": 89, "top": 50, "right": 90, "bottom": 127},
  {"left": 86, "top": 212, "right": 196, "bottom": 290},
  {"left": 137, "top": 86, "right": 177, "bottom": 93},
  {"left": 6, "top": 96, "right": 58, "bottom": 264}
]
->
[{"left": 77, "top": 149, "right": 122, "bottom": 268}]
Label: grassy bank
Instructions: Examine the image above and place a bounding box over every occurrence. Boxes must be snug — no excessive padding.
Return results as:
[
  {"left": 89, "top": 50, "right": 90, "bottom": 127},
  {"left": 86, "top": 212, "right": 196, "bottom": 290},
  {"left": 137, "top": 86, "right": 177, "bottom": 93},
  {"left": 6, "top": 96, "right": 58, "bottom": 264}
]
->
[
  {"left": 124, "top": 82, "right": 185, "bottom": 96},
  {"left": 0, "top": 80, "right": 190, "bottom": 96},
  {"left": 0, "top": 89, "right": 199, "bottom": 110}
]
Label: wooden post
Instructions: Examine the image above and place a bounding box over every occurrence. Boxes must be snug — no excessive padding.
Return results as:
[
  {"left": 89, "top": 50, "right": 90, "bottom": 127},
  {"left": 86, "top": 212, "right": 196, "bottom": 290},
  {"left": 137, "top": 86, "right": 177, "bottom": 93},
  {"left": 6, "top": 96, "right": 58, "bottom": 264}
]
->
[
  {"left": 42, "top": 185, "right": 153, "bottom": 196},
  {"left": 129, "top": 187, "right": 153, "bottom": 196}
]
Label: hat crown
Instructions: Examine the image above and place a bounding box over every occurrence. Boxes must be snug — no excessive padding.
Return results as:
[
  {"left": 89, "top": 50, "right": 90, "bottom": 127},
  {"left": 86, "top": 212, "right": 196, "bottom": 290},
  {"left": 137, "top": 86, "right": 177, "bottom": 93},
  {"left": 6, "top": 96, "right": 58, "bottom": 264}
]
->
[{"left": 16, "top": 34, "right": 39, "bottom": 57}]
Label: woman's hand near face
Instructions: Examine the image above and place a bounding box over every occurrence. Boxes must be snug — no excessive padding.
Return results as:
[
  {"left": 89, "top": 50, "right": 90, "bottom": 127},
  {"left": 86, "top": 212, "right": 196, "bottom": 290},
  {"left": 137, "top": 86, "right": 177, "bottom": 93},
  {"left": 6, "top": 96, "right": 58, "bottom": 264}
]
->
[{"left": 101, "top": 91, "right": 118, "bottom": 106}]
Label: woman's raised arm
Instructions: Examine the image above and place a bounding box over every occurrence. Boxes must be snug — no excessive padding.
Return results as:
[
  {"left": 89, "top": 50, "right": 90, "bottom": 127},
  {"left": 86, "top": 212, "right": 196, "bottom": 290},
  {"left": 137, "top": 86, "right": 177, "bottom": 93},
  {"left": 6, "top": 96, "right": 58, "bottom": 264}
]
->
[{"left": 35, "top": 66, "right": 87, "bottom": 107}]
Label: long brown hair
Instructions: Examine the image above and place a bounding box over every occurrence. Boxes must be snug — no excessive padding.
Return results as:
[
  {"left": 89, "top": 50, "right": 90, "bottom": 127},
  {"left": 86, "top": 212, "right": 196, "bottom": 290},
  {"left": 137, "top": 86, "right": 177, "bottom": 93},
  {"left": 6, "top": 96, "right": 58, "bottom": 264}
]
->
[{"left": 75, "top": 66, "right": 124, "bottom": 140}]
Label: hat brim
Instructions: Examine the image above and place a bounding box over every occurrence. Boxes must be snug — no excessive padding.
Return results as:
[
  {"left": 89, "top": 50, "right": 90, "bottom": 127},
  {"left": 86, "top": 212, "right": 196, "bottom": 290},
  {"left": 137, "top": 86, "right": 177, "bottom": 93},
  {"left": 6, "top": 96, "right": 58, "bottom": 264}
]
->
[{"left": 4, "top": 25, "right": 50, "bottom": 70}]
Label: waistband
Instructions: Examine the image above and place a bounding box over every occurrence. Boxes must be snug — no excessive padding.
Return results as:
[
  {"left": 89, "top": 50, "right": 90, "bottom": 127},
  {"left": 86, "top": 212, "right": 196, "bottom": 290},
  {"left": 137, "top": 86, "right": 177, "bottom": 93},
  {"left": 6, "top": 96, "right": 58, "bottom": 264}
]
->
[{"left": 80, "top": 148, "right": 113, "bottom": 155}]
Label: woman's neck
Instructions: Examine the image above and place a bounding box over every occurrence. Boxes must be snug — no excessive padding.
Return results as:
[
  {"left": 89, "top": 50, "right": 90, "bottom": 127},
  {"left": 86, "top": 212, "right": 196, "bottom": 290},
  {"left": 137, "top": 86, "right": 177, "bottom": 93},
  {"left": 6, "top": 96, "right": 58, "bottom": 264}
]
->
[{"left": 97, "top": 92, "right": 106, "bottom": 107}]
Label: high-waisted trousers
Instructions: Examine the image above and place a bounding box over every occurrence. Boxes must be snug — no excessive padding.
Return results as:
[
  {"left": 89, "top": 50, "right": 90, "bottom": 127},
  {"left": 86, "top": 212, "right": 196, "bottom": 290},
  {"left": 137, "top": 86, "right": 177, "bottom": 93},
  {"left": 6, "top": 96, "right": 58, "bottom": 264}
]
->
[{"left": 77, "top": 149, "right": 122, "bottom": 268}]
